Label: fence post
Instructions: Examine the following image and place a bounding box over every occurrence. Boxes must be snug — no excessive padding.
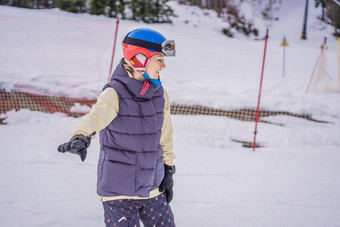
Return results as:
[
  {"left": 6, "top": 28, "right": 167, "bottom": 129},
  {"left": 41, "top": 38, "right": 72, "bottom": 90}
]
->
[
  {"left": 301, "top": 0, "right": 309, "bottom": 40},
  {"left": 280, "top": 36, "right": 289, "bottom": 78},
  {"left": 338, "top": 38, "right": 340, "bottom": 90},
  {"left": 108, "top": 17, "right": 120, "bottom": 82},
  {"left": 253, "top": 29, "right": 269, "bottom": 151}
]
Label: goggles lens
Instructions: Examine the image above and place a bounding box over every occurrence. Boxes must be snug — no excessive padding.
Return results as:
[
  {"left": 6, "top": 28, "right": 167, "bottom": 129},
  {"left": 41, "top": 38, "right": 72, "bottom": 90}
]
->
[{"left": 161, "top": 40, "right": 176, "bottom": 56}]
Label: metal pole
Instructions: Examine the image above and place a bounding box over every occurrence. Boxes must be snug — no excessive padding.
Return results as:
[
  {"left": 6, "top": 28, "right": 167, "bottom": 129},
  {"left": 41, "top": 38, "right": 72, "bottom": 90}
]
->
[
  {"left": 253, "top": 29, "right": 269, "bottom": 151},
  {"left": 301, "top": 0, "right": 309, "bottom": 40},
  {"left": 280, "top": 36, "right": 288, "bottom": 78},
  {"left": 282, "top": 46, "right": 286, "bottom": 77},
  {"left": 338, "top": 38, "right": 340, "bottom": 90},
  {"left": 108, "top": 17, "right": 120, "bottom": 82}
]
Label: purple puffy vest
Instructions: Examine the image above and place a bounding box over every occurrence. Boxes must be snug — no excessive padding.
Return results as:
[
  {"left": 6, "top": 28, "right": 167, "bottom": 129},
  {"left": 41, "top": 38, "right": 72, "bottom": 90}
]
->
[{"left": 97, "top": 59, "right": 165, "bottom": 197}]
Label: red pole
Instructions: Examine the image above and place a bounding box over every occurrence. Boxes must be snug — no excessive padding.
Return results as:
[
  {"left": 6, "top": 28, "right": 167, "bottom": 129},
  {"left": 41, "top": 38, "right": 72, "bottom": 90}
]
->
[
  {"left": 108, "top": 17, "right": 120, "bottom": 82},
  {"left": 253, "top": 29, "right": 269, "bottom": 151}
]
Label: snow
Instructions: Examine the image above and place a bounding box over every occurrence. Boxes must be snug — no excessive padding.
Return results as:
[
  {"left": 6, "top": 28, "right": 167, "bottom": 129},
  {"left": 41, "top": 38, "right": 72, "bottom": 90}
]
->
[
  {"left": 70, "top": 103, "right": 91, "bottom": 114},
  {"left": 1, "top": 110, "right": 340, "bottom": 226},
  {"left": 1, "top": 0, "right": 340, "bottom": 226}
]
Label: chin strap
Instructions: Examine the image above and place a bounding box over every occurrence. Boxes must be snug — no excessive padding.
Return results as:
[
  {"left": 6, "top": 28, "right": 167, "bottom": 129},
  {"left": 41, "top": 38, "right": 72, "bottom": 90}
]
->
[
  {"left": 125, "top": 58, "right": 146, "bottom": 73},
  {"left": 125, "top": 54, "right": 150, "bottom": 73}
]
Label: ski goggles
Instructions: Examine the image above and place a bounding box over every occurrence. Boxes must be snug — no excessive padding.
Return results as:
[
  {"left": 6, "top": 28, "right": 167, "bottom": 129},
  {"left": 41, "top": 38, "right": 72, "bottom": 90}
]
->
[
  {"left": 161, "top": 40, "right": 176, "bottom": 57},
  {"left": 122, "top": 37, "right": 176, "bottom": 57}
]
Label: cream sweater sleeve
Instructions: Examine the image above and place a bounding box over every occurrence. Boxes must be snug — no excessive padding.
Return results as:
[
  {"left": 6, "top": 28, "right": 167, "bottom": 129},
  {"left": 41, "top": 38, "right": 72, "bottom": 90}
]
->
[
  {"left": 72, "top": 87, "right": 119, "bottom": 137},
  {"left": 72, "top": 86, "right": 175, "bottom": 165},
  {"left": 160, "top": 89, "right": 175, "bottom": 166}
]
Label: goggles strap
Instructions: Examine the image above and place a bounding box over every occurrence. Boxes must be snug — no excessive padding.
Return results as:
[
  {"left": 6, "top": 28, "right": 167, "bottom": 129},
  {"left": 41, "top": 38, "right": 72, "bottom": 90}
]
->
[{"left": 123, "top": 37, "right": 162, "bottom": 52}]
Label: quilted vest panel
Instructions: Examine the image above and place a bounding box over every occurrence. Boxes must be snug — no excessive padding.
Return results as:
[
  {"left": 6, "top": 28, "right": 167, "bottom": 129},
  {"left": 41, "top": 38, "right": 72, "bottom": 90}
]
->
[{"left": 97, "top": 59, "right": 165, "bottom": 197}]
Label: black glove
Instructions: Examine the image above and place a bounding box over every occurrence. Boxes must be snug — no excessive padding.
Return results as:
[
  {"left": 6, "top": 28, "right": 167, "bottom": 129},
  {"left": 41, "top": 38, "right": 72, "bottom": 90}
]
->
[
  {"left": 57, "top": 132, "right": 95, "bottom": 162},
  {"left": 159, "top": 165, "right": 176, "bottom": 203}
]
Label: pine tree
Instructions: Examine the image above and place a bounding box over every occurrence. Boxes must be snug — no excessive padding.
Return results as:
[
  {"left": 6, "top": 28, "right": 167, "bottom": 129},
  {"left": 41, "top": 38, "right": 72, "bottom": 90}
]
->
[
  {"left": 1, "top": 0, "right": 53, "bottom": 8},
  {"left": 90, "top": 0, "right": 127, "bottom": 18},
  {"left": 128, "top": 0, "right": 174, "bottom": 23},
  {"left": 89, "top": 0, "right": 106, "bottom": 15},
  {"left": 117, "top": 0, "right": 126, "bottom": 19},
  {"left": 314, "top": 0, "right": 326, "bottom": 20},
  {"left": 55, "top": 0, "right": 86, "bottom": 13},
  {"left": 156, "top": 0, "right": 174, "bottom": 23}
]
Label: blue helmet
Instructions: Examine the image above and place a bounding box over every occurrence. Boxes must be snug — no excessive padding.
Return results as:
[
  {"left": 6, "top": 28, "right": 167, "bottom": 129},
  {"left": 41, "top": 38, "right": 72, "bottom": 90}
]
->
[{"left": 122, "top": 28, "right": 176, "bottom": 61}]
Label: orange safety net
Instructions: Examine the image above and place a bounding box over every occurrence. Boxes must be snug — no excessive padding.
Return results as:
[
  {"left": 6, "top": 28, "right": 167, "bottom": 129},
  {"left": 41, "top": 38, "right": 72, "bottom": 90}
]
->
[
  {"left": 1, "top": 90, "right": 328, "bottom": 124},
  {"left": 0, "top": 90, "right": 96, "bottom": 117}
]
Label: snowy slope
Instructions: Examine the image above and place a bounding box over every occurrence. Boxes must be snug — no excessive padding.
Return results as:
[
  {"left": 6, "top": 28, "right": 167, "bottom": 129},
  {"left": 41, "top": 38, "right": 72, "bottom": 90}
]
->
[
  {"left": 1, "top": 1, "right": 339, "bottom": 117},
  {"left": 0, "top": 109, "right": 339, "bottom": 227},
  {"left": 1, "top": 0, "right": 340, "bottom": 226}
]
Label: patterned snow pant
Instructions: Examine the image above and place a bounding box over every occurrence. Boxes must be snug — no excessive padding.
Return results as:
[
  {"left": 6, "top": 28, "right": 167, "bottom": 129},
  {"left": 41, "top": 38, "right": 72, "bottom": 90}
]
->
[{"left": 102, "top": 193, "right": 175, "bottom": 227}]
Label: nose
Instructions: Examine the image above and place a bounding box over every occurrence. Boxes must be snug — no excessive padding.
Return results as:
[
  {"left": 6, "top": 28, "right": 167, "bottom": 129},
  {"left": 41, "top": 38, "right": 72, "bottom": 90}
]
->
[{"left": 162, "top": 61, "right": 166, "bottom": 69}]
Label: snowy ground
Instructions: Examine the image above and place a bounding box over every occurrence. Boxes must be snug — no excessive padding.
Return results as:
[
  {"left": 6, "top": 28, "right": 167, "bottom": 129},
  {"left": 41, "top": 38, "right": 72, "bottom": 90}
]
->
[
  {"left": 0, "top": 110, "right": 339, "bottom": 227},
  {"left": 1, "top": 0, "right": 340, "bottom": 226}
]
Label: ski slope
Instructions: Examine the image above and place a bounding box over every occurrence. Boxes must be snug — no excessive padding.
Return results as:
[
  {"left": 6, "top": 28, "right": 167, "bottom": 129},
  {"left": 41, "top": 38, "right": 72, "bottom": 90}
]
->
[{"left": 1, "top": 0, "right": 340, "bottom": 226}]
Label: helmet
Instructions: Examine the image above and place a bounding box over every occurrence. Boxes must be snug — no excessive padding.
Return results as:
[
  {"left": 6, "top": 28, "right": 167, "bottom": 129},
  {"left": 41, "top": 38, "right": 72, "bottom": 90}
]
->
[{"left": 122, "top": 28, "right": 175, "bottom": 72}]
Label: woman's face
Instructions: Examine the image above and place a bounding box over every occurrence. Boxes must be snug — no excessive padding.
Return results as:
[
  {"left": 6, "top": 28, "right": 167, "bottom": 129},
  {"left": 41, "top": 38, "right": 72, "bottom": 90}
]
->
[{"left": 146, "top": 54, "right": 166, "bottom": 80}]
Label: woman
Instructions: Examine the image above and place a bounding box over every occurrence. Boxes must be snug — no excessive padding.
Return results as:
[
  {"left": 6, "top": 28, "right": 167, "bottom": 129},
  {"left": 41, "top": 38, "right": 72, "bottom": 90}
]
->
[{"left": 58, "top": 28, "right": 176, "bottom": 227}]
